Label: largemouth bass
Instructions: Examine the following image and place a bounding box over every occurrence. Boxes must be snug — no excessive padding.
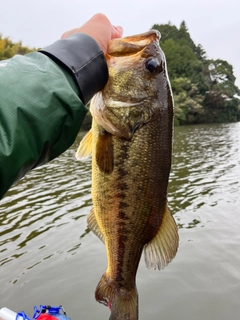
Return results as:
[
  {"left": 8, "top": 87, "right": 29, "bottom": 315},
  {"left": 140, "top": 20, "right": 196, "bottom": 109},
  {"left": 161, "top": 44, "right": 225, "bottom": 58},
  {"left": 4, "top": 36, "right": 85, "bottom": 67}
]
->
[{"left": 76, "top": 30, "right": 179, "bottom": 320}]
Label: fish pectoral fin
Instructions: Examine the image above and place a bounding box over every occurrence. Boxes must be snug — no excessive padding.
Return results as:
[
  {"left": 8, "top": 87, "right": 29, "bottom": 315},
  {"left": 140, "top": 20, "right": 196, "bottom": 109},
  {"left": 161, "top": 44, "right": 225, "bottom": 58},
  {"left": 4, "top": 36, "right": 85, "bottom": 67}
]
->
[
  {"left": 75, "top": 129, "right": 92, "bottom": 160},
  {"left": 87, "top": 208, "right": 105, "bottom": 244},
  {"left": 144, "top": 205, "right": 179, "bottom": 270},
  {"left": 96, "top": 131, "right": 114, "bottom": 174}
]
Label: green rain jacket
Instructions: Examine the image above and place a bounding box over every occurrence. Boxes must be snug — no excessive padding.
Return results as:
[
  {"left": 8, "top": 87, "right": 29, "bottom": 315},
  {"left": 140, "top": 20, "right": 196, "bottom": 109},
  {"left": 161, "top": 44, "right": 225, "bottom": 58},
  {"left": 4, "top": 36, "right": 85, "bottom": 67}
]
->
[{"left": 0, "top": 33, "right": 108, "bottom": 199}]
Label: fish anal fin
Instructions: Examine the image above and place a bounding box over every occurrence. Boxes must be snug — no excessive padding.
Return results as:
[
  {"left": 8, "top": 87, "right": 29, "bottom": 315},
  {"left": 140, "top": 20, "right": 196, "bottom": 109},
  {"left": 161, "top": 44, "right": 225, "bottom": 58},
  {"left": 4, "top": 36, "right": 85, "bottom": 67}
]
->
[
  {"left": 96, "top": 131, "right": 114, "bottom": 174},
  {"left": 87, "top": 208, "right": 105, "bottom": 244},
  {"left": 144, "top": 205, "right": 179, "bottom": 270},
  {"left": 75, "top": 129, "right": 92, "bottom": 160}
]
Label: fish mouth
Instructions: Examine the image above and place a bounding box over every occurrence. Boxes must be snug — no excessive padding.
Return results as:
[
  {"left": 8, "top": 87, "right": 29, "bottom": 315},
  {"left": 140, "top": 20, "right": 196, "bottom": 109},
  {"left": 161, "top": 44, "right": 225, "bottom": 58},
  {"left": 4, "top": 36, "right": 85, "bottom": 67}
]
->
[
  {"left": 90, "top": 29, "right": 165, "bottom": 139},
  {"left": 107, "top": 30, "right": 161, "bottom": 57},
  {"left": 107, "top": 300, "right": 112, "bottom": 310},
  {"left": 106, "top": 30, "right": 162, "bottom": 68}
]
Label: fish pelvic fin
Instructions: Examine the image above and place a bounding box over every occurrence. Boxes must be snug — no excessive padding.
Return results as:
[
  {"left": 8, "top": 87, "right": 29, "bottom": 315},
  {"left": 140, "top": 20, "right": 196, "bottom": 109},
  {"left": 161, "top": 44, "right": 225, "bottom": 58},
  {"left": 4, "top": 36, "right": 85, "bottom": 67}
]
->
[
  {"left": 96, "top": 131, "right": 114, "bottom": 174},
  {"left": 87, "top": 208, "right": 105, "bottom": 244},
  {"left": 75, "top": 129, "right": 92, "bottom": 160},
  {"left": 95, "top": 273, "right": 138, "bottom": 320},
  {"left": 144, "top": 205, "right": 179, "bottom": 270}
]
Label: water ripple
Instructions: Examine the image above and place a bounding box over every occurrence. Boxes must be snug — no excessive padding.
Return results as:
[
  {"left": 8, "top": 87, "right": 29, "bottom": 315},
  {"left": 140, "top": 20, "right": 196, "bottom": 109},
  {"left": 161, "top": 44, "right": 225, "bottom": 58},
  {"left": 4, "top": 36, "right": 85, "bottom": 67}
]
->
[{"left": 169, "top": 122, "right": 240, "bottom": 228}]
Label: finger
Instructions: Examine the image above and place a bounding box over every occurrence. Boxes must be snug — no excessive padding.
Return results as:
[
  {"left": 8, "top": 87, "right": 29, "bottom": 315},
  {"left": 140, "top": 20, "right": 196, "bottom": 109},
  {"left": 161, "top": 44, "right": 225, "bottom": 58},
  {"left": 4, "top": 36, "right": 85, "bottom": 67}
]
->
[
  {"left": 61, "top": 28, "right": 78, "bottom": 39},
  {"left": 111, "top": 26, "right": 123, "bottom": 39}
]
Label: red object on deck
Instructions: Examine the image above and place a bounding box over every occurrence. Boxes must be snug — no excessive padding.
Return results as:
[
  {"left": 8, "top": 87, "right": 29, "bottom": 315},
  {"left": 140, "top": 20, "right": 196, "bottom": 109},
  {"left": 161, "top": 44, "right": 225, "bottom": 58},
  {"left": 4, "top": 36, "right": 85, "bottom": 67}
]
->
[{"left": 38, "top": 315, "right": 58, "bottom": 320}]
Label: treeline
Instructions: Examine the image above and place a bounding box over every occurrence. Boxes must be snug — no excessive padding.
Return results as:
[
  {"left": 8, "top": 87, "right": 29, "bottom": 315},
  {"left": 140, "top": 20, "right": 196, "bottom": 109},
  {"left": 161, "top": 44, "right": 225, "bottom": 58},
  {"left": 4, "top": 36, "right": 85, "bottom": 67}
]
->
[
  {"left": 152, "top": 21, "right": 240, "bottom": 125},
  {"left": 1, "top": 28, "right": 240, "bottom": 126},
  {"left": 0, "top": 34, "right": 36, "bottom": 60}
]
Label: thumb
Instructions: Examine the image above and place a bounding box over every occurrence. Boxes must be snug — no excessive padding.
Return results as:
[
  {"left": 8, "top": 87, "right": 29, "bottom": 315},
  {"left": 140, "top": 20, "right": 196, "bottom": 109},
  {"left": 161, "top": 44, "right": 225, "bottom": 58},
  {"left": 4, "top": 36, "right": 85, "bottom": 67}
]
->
[{"left": 111, "top": 25, "right": 124, "bottom": 40}]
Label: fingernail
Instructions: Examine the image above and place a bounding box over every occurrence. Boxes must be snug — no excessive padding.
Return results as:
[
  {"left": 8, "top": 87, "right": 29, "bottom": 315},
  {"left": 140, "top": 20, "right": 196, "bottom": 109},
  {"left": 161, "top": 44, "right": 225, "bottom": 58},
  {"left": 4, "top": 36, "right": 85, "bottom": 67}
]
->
[{"left": 115, "top": 25, "right": 124, "bottom": 37}]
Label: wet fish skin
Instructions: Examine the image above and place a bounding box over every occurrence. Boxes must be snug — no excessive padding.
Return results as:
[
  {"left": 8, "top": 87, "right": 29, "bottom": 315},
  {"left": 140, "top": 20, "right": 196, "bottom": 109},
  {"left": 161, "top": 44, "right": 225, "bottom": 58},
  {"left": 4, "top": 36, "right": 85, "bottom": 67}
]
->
[{"left": 76, "top": 30, "right": 178, "bottom": 320}]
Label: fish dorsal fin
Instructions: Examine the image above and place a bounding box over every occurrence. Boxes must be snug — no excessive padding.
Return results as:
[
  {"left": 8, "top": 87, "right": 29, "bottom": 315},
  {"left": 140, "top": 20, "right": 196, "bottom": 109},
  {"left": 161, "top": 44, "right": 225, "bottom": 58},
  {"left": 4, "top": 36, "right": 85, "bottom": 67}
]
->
[
  {"left": 87, "top": 208, "right": 105, "bottom": 244},
  {"left": 75, "top": 129, "right": 92, "bottom": 160},
  {"left": 144, "top": 205, "right": 179, "bottom": 270},
  {"left": 96, "top": 131, "right": 114, "bottom": 174}
]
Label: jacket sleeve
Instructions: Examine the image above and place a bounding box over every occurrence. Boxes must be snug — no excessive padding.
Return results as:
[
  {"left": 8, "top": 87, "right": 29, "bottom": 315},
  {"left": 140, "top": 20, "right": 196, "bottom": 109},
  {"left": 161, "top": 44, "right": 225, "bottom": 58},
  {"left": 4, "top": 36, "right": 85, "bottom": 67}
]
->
[{"left": 0, "top": 33, "right": 108, "bottom": 199}]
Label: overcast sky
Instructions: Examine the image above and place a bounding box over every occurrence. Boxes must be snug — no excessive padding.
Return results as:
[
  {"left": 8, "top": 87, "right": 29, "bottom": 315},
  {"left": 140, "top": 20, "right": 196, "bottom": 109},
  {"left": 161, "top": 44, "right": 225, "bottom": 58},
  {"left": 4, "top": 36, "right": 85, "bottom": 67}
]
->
[{"left": 1, "top": 0, "right": 239, "bottom": 86}]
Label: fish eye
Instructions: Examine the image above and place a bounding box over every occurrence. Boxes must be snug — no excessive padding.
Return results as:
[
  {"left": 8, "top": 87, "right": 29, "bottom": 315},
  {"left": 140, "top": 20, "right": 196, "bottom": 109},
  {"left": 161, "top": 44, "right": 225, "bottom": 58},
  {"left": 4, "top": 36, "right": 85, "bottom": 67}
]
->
[{"left": 145, "top": 58, "right": 160, "bottom": 73}]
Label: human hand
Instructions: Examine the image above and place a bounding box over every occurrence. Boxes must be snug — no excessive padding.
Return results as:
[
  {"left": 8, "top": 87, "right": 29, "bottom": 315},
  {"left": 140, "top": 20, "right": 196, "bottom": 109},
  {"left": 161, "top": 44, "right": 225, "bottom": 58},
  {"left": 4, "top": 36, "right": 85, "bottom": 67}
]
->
[{"left": 61, "top": 13, "right": 123, "bottom": 54}]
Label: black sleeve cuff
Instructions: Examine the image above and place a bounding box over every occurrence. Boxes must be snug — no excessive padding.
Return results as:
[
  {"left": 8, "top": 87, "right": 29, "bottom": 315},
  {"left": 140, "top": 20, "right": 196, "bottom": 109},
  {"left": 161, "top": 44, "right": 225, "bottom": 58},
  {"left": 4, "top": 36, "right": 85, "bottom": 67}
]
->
[{"left": 39, "top": 33, "right": 108, "bottom": 105}]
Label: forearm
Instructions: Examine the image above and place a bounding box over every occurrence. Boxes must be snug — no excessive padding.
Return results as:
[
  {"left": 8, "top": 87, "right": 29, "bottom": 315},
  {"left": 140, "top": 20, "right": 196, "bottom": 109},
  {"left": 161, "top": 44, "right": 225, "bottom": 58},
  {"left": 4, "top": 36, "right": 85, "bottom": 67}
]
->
[{"left": 0, "top": 33, "right": 108, "bottom": 199}]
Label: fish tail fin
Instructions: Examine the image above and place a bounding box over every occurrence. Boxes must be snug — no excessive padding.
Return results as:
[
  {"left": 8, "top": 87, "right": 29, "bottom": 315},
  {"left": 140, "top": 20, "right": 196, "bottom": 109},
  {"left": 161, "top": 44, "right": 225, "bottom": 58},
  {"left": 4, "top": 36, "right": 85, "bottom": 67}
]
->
[{"left": 95, "top": 272, "right": 138, "bottom": 320}]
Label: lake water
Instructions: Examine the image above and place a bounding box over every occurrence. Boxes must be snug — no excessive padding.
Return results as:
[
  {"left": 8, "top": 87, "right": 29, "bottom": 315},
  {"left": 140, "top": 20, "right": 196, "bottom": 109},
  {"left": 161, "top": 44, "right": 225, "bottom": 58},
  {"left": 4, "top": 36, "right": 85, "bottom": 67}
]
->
[{"left": 0, "top": 122, "right": 240, "bottom": 320}]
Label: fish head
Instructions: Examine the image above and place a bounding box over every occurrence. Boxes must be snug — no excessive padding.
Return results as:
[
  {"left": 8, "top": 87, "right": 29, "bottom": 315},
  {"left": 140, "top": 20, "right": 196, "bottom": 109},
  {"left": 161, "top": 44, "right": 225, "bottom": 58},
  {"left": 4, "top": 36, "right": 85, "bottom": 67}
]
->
[{"left": 90, "top": 30, "right": 173, "bottom": 139}]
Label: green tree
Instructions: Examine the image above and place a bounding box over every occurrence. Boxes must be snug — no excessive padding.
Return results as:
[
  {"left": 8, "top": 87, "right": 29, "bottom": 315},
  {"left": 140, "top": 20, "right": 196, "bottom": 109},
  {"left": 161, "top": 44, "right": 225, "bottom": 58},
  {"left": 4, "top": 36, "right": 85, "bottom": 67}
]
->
[
  {"left": 203, "top": 59, "right": 240, "bottom": 122},
  {"left": 161, "top": 39, "right": 198, "bottom": 79},
  {"left": 0, "top": 34, "right": 36, "bottom": 60},
  {"left": 205, "top": 59, "right": 239, "bottom": 99},
  {"left": 151, "top": 21, "right": 240, "bottom": 124},
  {"left": 172, "top": 77, "right": 204, "bottom": 125}
]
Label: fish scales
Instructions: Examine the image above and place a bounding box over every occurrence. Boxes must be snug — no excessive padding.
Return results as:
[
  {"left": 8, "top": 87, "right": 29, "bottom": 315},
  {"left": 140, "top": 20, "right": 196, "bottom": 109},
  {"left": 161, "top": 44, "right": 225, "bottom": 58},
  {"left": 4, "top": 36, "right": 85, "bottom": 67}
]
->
[
  {"left": 76, "top": 30, "right": 179, "bottom": 320},
  {"left": 92, "top": 114, "right": 170, "bottom": 279}
]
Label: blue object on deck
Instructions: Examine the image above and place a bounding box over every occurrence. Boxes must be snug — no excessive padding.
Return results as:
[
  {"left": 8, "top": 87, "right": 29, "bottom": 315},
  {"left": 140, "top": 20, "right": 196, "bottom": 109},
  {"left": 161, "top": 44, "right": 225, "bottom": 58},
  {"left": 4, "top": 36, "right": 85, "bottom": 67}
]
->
[{"left": 0, "top": 305, "right": 71, "bottom": 320}]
